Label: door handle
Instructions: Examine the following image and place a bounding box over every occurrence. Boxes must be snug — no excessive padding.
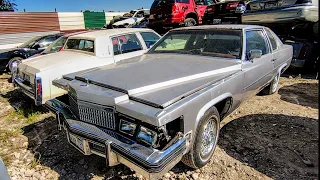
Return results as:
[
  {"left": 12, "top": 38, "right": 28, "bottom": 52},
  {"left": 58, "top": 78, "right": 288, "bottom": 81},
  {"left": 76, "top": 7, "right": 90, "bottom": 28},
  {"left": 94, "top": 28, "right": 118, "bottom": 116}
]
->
[{"left": 271, "top": 59, "right": 277, "bottom": 62}]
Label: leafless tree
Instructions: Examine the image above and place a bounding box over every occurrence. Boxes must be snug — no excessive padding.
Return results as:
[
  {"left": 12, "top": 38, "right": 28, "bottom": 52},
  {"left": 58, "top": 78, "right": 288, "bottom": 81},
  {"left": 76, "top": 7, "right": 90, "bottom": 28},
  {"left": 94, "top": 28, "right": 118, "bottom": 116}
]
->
[{"left": 0, "top": 0, "right": 18, "bottom": 11}]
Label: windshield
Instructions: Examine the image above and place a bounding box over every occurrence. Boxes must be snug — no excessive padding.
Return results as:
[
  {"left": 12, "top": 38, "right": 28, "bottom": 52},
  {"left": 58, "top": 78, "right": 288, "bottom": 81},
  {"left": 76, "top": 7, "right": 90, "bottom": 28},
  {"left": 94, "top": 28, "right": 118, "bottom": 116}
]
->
[
  {"left": 18, "top": 36, "right": 42, "bottom": 48},
  {"left": 42, "top": 36, "right": 67, "bottom": 54},
  {"left": 64, "top": 39, "right": 94, "bottom": 53},
  {"left": 149, "top": 29, "right": 242, "bottom": 59}
]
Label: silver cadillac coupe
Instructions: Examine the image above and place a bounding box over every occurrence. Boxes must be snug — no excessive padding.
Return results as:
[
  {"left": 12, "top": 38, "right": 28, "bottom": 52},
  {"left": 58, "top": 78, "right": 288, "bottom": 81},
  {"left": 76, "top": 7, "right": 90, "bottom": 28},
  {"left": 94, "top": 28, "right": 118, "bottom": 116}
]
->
[{"left": 48, "top": 25, "right": 293, "bottom": 179}]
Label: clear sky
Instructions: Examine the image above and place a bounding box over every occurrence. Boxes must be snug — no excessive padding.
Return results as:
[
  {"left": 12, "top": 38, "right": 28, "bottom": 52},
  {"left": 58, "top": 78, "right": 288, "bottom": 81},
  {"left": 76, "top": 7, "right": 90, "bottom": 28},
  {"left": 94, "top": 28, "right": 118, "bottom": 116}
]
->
[{"left": 14, "top": 0, "right": 153, "bottom": 12}]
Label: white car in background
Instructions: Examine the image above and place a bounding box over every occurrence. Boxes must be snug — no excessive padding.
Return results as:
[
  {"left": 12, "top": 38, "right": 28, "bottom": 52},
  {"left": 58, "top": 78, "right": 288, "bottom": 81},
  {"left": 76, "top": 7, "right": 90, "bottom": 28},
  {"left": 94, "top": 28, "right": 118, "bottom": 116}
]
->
[
  {"left": 112, "top": 9, "right": 150, "bottom": 28},
  {"left": 13, "top": 28, "right": 161, "bottom": 105}
]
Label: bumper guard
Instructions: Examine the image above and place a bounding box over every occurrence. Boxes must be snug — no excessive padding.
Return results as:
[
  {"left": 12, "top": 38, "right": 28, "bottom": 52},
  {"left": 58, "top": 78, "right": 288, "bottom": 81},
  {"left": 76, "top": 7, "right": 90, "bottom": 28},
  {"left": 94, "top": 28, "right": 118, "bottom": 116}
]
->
[{"left": 45, "top": 99, "right": 186, "bottom": 180}]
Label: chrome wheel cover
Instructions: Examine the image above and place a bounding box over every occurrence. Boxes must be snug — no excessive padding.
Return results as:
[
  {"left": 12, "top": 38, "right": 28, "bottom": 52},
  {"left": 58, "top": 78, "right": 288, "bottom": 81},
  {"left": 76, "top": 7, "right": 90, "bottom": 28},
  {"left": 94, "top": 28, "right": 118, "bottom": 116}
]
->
[{"left": 200, "top": 117, "right": 217, "bottom": 160}]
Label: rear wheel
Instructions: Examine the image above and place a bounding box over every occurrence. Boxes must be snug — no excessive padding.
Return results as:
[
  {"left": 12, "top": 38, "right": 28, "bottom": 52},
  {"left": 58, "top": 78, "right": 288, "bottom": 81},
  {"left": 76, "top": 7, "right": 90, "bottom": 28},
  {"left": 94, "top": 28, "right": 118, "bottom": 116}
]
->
[
  {"left": 184, "top": 18, "right": 196, "bottom": 27},
  {"left": 182, "top": 106, "right": 220, "bottom": 168}
]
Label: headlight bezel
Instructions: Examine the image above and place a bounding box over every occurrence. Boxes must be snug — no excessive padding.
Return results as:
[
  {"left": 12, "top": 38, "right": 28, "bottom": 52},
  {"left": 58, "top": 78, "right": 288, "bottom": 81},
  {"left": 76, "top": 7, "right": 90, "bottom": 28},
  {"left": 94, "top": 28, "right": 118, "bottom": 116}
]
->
[
  {"left": 118, "top": 113, "right": 159, "bottom": 147},
  {"left": 119, "top": 119, "right": 137, "bottom": 136},
  {"left": 136, "top": 126, "right": 158, "bottom": 146}
]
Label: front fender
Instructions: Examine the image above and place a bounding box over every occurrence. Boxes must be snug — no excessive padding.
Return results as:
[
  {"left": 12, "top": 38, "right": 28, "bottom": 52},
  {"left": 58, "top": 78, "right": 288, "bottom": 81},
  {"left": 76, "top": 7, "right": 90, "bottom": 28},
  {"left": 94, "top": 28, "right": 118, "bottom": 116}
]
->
[{"left": 195, "top": 92, "right": 233, "bottom": 128}]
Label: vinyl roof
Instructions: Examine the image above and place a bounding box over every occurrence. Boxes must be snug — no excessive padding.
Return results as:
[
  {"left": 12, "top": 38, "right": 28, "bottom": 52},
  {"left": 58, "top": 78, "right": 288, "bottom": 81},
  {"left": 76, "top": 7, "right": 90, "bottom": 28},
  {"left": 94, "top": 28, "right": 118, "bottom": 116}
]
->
[{"left": 70, "top": 28, "right": 154, "bottom": 39}]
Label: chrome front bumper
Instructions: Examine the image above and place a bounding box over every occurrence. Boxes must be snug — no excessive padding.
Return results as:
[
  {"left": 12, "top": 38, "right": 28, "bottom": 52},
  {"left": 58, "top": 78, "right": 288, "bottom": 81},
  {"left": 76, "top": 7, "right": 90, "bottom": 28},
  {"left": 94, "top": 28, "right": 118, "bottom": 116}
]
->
[{"left": 45, "top": 99, "right": 187, "bottom": 180}]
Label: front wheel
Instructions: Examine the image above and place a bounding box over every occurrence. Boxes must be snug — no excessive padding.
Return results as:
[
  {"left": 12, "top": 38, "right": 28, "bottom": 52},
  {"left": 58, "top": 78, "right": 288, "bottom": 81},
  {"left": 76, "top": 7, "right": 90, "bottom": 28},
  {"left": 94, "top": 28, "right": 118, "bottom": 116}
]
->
[{"left": 182, "top": 106, "right": 220, "bottom": 169}]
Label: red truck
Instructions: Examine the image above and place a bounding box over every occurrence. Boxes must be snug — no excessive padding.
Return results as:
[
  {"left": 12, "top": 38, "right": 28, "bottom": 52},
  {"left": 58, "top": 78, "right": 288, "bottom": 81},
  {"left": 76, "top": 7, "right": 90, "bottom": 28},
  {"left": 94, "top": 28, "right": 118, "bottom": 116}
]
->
[{"left": 148, "top": 0, "right": 212, "bottom": 29}]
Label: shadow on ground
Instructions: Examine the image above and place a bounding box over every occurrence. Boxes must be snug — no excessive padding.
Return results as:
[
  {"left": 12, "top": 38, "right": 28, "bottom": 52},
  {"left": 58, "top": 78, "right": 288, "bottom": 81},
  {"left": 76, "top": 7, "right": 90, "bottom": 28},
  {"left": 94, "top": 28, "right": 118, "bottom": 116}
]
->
[
  {"left": 22, "top": 117, "right": 149, "bottom": 180},
  {"left": 21, "top": 117, "right": 192, "bottom": 180},
  {"left": 219, "top": 114, "right": 319, "bottom": 180},
  {"left": 0, "top": 89, "right": 48, "bottom": 117},
  {"left": 282, "top": 69, "right": 318, "bottom": 80},
  {"left": 22, "top": 113, "right": 319, "bottom": 179},
  {"left": 278, "top": 83, "right": 318, "bottom": 109}
]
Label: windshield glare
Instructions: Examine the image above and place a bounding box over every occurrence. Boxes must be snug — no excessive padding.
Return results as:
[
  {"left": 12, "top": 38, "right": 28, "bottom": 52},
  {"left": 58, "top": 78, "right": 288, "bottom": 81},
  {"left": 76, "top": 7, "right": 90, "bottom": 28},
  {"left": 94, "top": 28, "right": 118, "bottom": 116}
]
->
[
  {"left": 149, "top": 30, "right": 242, "bottom": 59},
  {"left": 64, "top": 39, "right": 94, "bottom": 53},
  {"left": 42, "top": 37, "right": 67, "bottom": 54},
  {"left": 18, "top": 36, "right": 42, "bottom": 48}
]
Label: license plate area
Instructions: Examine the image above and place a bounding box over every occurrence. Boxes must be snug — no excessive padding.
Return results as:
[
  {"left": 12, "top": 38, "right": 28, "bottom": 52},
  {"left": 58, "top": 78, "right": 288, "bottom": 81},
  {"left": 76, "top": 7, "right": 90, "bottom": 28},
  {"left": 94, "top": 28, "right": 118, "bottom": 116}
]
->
[{"left": 67, "top": 132, "right": 91, "bottom": 155}]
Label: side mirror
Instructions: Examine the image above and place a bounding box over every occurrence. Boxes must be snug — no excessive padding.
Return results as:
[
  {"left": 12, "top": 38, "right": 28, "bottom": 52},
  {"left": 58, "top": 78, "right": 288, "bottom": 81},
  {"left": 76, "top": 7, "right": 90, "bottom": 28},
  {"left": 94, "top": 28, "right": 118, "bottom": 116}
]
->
[{"left": 248, "top": 49, "right": 262, "bottom": 62}]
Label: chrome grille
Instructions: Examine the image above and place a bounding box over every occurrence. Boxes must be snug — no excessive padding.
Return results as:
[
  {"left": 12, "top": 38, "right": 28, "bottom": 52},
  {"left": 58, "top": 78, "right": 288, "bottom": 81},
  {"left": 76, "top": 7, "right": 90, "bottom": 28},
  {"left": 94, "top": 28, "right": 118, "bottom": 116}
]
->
[
  {"left": 69, "top": 95, "right": 80, "bottom": 117},
  {"left": 68, "top": 93, "right": 116, "bottom": 130}
]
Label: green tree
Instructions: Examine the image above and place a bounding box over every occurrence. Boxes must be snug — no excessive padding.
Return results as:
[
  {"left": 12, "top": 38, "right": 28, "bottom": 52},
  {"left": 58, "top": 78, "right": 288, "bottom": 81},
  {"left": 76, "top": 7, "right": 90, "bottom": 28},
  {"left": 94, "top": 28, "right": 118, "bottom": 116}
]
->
[
  {"left": 0, "top": 0, "right": 17, "bottom": 11},
  {"left": 84, "top": 10, "right": 92, "bottom": 13}
]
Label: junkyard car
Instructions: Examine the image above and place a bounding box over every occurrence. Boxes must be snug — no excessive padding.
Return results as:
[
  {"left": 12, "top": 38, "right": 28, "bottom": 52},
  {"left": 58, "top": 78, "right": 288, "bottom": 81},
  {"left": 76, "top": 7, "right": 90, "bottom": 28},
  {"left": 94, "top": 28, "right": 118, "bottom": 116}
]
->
[
  {"left": 10, "top": 31, "right": 89, "bottom": 74},
  {"left": 202, "top": 0, "right": 247, "bottom": 24},
  {"left": 14, "top": 28, "right": 161, "bottom": 105},
  {"left": 49, "top": 25, "right": 292, "bottom": 179},
  {"left": 112, "top": 9, "right": 150, "bottom": 28},
  {"left": 241, "top": 0, "right": 318, "bottom": 25},
  {"left": 284, "top": 38, "right": 318, "bottom": 70},
  {"left": 0, "top": 33, "right": 63, "bottom": 72}
]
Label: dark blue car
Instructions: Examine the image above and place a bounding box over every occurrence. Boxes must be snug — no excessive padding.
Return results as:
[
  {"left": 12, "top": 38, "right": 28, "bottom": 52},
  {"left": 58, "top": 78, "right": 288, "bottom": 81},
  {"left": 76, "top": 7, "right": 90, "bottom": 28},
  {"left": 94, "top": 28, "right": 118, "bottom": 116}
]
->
[{"left": 0, "top": 33, "right": 63, "bottom": 73}]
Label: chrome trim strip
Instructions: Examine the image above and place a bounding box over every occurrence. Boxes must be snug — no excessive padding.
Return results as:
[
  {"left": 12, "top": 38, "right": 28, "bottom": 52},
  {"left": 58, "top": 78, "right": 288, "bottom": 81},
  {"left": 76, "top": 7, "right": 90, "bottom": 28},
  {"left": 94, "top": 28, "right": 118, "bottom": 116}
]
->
[{"left": 127, "top": 64, "right": 242, "bottom": 95}]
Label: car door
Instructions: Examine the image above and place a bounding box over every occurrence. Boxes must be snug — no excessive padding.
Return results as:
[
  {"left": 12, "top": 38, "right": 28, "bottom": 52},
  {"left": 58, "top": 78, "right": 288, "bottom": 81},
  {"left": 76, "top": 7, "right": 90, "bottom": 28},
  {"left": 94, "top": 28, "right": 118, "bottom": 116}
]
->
[
  {"left": 242, "top": 29, "right": 275, "bottom": 94},
  {"left": 112, "top": 33, "right": 147, "bottom": 63},
  {"left": 265, "top": 28, "right": 286, "bottom": 70}
]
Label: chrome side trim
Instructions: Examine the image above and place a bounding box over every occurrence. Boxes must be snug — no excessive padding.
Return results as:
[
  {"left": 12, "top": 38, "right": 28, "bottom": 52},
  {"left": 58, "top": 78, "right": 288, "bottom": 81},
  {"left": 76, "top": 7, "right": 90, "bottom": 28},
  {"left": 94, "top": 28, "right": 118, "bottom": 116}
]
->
[{"left": 127, "top": 64, "right": 242, "bottom": 95}]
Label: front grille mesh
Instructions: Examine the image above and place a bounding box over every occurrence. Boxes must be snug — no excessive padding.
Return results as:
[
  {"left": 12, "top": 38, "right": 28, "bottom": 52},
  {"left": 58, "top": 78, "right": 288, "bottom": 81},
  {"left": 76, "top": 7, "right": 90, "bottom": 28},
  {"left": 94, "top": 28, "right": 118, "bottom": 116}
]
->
[{"left": 68, "top": 93, "right": 116, "bottom": 130}]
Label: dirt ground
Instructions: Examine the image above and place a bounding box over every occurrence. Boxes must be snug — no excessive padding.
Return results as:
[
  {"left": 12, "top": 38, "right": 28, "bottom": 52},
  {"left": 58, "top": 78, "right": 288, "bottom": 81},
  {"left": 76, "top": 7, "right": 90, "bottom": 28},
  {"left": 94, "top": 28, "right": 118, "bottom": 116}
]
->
[{"left": 0, "top": 72, "right": 318, "bottom": 180}]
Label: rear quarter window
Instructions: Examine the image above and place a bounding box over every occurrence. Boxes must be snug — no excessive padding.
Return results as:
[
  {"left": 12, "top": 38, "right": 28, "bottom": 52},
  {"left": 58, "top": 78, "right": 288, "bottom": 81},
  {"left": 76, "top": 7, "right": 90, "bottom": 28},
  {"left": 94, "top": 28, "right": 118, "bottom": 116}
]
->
[
  {"left": 112, "top": 34, "right": 143, "bottom": 55},
  {"left": 65, "top": 39, "right": 95, "bottom": 53},
  {"left": 140, "top": 32, "right": 160, "bottom": 48}
]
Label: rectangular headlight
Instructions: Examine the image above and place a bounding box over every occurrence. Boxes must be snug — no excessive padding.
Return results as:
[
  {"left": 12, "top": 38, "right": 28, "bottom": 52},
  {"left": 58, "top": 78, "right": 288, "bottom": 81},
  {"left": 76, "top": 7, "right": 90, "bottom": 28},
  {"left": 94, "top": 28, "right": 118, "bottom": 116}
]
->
[
  {"left": 137, "top": 126, "right": 157, "bottom": 146},
  {"left": 119, "top": 119, "right": 137, "bottom": 136}
]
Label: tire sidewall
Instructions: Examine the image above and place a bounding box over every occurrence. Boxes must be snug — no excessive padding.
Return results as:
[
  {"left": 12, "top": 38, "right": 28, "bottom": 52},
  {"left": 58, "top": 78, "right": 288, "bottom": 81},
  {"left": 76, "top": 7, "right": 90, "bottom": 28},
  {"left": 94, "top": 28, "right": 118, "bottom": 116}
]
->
[
  {"left": 270, "top": 72, "right": 280, "bottom": 94},
  {"left": 184, "top": 18, "right": 196, "bottom": 27},
  {"left": 8, "top": 57, "right": 23, "bottom": 72},
  {"left": 192, "top": 107, "right": 220, "bottom": 168}
]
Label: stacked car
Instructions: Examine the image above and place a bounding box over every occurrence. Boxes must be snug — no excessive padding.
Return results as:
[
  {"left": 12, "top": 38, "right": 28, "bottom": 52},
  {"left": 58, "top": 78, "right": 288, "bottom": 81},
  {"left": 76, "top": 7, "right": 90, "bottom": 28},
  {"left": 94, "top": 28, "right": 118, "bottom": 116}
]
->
[{"left": 0, "top": 33, "right": 63, "bottom": 73}]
